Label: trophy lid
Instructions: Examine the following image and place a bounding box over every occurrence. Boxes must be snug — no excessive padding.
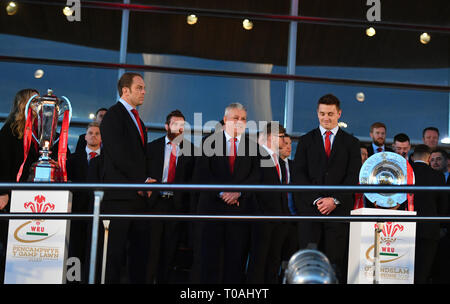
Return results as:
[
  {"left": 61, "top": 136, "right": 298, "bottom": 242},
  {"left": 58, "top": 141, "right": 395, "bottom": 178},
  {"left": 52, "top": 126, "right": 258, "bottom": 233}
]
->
[{"left": 359, "top": 151, "right": 414, "bottom": 208}]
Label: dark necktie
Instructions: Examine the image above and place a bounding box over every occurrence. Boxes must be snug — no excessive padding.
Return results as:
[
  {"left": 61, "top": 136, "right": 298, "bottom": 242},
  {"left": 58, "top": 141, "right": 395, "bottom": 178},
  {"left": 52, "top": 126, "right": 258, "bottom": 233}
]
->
[
  {"left": 167, "top": 142, "right": 177, "bottom": 183},
  {"left": 130, "top": 109, "right": 145, "bottom": 146},
  {"left": 324, "top": 131, "right": 332, "bottom": 158}
]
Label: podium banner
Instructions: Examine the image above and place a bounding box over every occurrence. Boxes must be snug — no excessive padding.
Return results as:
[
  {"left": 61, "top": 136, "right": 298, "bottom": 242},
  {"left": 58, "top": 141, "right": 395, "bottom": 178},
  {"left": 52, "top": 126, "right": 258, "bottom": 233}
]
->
[
  {"left": 4, "top": 190, "right": 72, "bottom": 284},
  {"left": 347, "top": 208, "right": 416, "bottom": 284}
]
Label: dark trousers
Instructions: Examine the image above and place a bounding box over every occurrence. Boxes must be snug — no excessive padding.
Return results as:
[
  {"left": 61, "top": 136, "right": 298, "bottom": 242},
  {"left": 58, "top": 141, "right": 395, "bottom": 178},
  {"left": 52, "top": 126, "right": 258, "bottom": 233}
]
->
[
  {"left": 415, "top": 237, "right": 438, "bottom": 284},
  {"left": 199, "top": 221, "right": 250, "bottom": 284},
  {"left": 297, "top": 221, "right": 349, "bottom": 283},
  {"left": 102, "top": 198, "right": 150, "bottom": 284},
  {"left": 146, "top": 196, "right": 183, "bottom": 283},
  {"left": 247, "top": 222, "right": 290, "bottom": 284}
]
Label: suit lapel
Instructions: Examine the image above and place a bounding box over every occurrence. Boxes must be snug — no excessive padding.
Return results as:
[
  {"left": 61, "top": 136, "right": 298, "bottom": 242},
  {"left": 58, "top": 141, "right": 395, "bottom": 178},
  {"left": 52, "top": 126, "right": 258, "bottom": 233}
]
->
[
  {"left": 313, "top": 128, "right": 328, "bottom": 162},
  {"left": 117, "top": 102, "right": 146, "bottom": 150},
  {"left": 157, "top": 137, "right": 166, "bottom": 181}
]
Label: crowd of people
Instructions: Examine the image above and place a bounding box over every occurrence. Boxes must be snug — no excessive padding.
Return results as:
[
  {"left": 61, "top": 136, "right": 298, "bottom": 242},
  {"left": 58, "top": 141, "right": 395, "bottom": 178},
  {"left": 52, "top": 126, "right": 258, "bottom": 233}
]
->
[{"left": 0, "top": 72, "right": 449, "bottom": 284}]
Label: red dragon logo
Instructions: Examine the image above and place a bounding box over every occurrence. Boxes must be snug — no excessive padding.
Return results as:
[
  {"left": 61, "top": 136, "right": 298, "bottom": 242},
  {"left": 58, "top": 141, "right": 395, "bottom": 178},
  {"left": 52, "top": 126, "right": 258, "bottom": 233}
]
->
[{"left": 24, "top": 195, "right": 55, "bottom": 213}]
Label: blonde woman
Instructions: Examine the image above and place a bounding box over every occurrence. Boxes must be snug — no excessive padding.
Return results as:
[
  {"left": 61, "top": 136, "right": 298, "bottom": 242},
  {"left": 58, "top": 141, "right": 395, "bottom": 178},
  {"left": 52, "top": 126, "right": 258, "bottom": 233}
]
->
[{"left": 0, "top": 88, "right": 42, "bottom": 210}]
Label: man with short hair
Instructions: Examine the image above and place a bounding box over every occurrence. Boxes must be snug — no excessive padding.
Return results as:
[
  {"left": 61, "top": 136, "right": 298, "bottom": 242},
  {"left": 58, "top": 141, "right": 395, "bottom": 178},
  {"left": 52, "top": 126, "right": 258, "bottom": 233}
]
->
[
  {"left": 423, "top": 127, "right": 440, "bottom": 150},
  {"left": 367, "top": 122, "right": 393, "bottom": 156},
  {"left": 393, "top": 133, "right": 411, "bottom": 160},
  {"left": 410, "top": 144, "right": 448, "bottom": 283},
  {"left": 193, "top": 102, "right": 259, "bottom": 283},
  {"left": 293, "top": 94, "right": 361, "bottom": 283},
  {"left": 430, "top": 149, "right": 449, "bottom": 182},
  {"left": 146, "top": 110, "right": 196, "bottom": 283},
  {"left": 100, "top": 72, "right": 155, "bottom": 283},
  {"left": 67, "top": 121, "right": 102, "bottom": 283},
  {"left": 75, "top": 108, "right": 108, "bottom": 153},
  {"left": 247, "top": 122, "right": 289, "bottom": 283}
]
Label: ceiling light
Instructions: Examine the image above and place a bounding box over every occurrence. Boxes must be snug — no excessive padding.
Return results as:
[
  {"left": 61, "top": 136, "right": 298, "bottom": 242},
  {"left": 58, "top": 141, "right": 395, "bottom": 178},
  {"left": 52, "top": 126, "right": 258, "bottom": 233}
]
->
[
  {"left": 356, "top": 92, "right": 365, "bottom": 102},
  {"left": 63, "top": 6, "right": 73, "bottom": 17},
  {"left": 243, "top": 19, "right": 253, "bottom": 30},
  {"left": 338, "top": 122, "right": 348, "bottom": 128},
  {"left": 89, "top": 113, "right": 95, "bottom": 120},
  {"left": 187, "top": 14, "right": 198, "bottom": 25},
  {"left": 6, "top": 2, "right": 18, "bottom": 16},
  {"left": 440, "top": 137, "right": 450, "bottom": 144},
  {"left": 420, "top": 32, "right": 431, "bottom": 44},
  {"left": 366, "top": 27, "right": 376, "bottom": 37},
  {"left": 34, "top": 69, "right": 44, "bottom": 79}
]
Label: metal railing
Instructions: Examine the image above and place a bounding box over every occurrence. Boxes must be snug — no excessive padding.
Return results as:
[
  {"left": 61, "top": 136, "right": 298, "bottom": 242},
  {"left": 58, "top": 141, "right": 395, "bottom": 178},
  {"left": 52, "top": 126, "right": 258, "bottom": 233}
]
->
[{"left": 1, "top": 182, "right": 450, "bottom": 284}]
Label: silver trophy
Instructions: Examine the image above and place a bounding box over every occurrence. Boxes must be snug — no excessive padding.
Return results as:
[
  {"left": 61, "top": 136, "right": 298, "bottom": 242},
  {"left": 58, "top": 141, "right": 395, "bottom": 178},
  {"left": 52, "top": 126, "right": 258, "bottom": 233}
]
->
[
  {"left": 24, "top": 89, "right": 72, "bottom": 182},
  {"left": 359, "top": 151, "right": 415, "bottom": 208}
]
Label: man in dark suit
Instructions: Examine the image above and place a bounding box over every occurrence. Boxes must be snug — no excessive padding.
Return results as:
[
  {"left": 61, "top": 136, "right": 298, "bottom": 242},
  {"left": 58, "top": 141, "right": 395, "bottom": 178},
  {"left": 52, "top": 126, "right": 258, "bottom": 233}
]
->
[
  {"left": 193, "top": 103, "right": 259, "bottom": 283},
  {"left": 367, "top": 122, "right": 393, "bottom": 157},
  {"left": 410, "top": 145, "right": 448, "bottom": 283},
  {"left": 74, "top": 108, "right": 107, "bottom": 154},
  {"left": 67, "top": 121, "right": 102, "bottom": 283},
  {"left": 146, "top": 110, "right": 196, "bottom": 283},
  {"left": 293, "top": 94, "right": 361, "bottom": 283},
  {"left": 247, "top": 122, "right": 289, "bottom": 283},
  {"left": 100, "top": 72, "right": 155, "bottom": 283}
]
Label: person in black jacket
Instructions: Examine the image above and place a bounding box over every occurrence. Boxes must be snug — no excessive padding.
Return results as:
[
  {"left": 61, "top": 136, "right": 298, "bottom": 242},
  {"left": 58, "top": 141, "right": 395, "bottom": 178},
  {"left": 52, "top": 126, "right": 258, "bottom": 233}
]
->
[
  {"left": 67, "top": 121, "right": 102, "bottom": 283},
  {"left": 193, "top": 102, "right": 259, "bottom": 283},
  {"left": 367, "top": 122, "right": 393, "bottom": 156},
  {"left": 410, "top": 144, "right": 448, "bottom": 283},
  {"left": 247, "top": 122, "right": 289, "bottom": 283},
  {"left": 100, "top": 72, "right": 155, "bottom": 283},
  {"left": 74, "top": 108, "right": 107, "bottom": 154},
  {"left": 293, "top": 94, "right": 361, "bottom": 283},
  {"left": 146, "top": 110, "right": 196, "bottom": 283}
]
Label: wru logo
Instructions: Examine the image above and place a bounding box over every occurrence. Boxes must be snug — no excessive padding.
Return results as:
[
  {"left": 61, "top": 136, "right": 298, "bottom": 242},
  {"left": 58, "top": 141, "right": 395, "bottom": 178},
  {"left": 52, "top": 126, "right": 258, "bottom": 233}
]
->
[{"left": 24, "top": 195, "right": 55, "bottom": 213}]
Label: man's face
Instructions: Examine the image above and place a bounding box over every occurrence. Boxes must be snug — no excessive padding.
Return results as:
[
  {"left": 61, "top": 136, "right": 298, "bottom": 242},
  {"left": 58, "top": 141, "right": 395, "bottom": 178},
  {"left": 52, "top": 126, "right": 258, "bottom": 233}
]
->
[
  {"left": 165, "top": 116, "right": 185, "bottom": 141},
  {"left": 317, "top": 104, "right": 341, "bottom": 130},
  {"left": 394, "top": 140, "right": 411, "bottom": 159},
  {"left": 360, "top": 147, "right": 368, "bottom": 164},
  {"left": 430, "top": 152, "right": 447, "bottom": 173},
  {"left": 280, "top": 136, "right": 292, "bottom": 160},
  {"left": 370, "top": 127, "right": 386, "bottom": 147},
  {"left": 85, "top": 126, "right": 101, "bottom": 148},
  {"left": 95, "top": 110, "right": 107, "bottom": 123},
  {"left": 423, "top": 130, "right": 439, "bottom": 149},
  {"left": 223, "top": 108, "right": 247, "bottom": 137},
  {"left": 123, "top": 76, "right": 146, "bottom": 108}
]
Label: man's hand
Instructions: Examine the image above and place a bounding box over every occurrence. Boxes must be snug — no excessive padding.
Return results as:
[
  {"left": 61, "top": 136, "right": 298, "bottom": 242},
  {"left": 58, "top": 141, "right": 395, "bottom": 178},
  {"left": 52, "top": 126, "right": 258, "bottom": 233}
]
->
[
  {"left": 316, "top": 197, "right": 336, "bottom": 215},
  {"left": 0, "top": 194, "right": 9, "bottom": 210},
  {"left": 221, "top": 192, "right": 240, "bottom": 207},
  {"left": 138, "top": 178, "right": 157, "bottom": 198}
]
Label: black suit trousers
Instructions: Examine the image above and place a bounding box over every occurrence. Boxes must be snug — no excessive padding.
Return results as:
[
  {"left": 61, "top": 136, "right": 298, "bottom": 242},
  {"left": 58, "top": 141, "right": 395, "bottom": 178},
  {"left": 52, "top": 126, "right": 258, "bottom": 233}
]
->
[
  {"left": 200, "top": 219, "right": 250, "bottom": 284},
  {"left": 247, "top": 222, "right": 290, "bottom": 284},
  {"left": 103, "top": 198, "right": 150, "bottom": 284},
  {"left": 146, "top": 196, "right": 183, "bottom": 284}
]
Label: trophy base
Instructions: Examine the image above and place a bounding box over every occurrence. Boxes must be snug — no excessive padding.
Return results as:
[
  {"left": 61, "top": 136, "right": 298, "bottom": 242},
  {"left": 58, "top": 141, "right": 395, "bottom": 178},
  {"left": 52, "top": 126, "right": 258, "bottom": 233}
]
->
[{"left": 29, "top": 161, "right": 62, "bottom": 182}]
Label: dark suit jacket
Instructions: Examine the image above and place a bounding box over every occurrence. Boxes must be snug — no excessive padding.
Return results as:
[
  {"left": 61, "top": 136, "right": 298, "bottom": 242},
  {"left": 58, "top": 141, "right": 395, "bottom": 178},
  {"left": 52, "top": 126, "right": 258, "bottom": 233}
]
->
[
  {"left": 255, "top": 147, "right": 289, "bottom": 215},
  {"left": 193, "top": 131, "right": 260, "bottom": 214},
  {"left": 367, "top": 144, "right": 394, "bottom": 157},
  {"left": 100, "top": 102, "right": 150, "bottom": 202},
  {"left": 411, "top": 162, "right": 448, "bottom": 240},
  {"left": 75, "top": 134, "right": 87, "bottom": 154},
  {"left": 146, "top": 136, "right": 196, "bottom": 212},
  {"left": 293, "top": 127, "right": 361, "bottom": 216}
]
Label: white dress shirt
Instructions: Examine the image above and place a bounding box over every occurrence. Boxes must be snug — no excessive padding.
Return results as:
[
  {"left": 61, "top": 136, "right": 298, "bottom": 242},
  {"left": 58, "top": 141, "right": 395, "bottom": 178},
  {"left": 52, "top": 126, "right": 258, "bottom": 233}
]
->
[
  {"left": 224, "top": 130, "right": 241, "bottom": 156},
  {"left": 85, "top": 146, "right": 101, "bottom": 162},
  {"left": 319, "top": 125, "right": 339, "bottom": 148}
]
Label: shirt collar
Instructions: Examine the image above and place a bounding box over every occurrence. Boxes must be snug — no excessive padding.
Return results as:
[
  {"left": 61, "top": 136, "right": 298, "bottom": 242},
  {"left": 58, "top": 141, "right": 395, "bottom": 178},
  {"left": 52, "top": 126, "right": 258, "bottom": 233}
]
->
[
  {"left": 85, "top": 146, "right": 100, "bottom": 155},
  {"left": 119, "top": 97, "right": 135, "bottom": 112},
  {"left": 414, "top": 160, "right": 428, "bottom": 164},
  {"left": 224, "top": 130, "right": 242, "bottom": 143},
  {"left": 319, "top": 125, "right": 339, "bottom": 136},
  {"left": 372, "top": 142, "right": 385, "bottom": 151}
]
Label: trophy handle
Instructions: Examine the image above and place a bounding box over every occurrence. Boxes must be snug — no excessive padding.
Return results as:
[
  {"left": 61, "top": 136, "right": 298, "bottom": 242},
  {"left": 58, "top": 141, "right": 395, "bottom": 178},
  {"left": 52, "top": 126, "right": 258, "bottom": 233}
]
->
[
  {"left": 24, "top": 93, "right": 40, "bottom": 144},
  {"left": 60, "top": 96, "right": 73, "bottom": 123}
]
